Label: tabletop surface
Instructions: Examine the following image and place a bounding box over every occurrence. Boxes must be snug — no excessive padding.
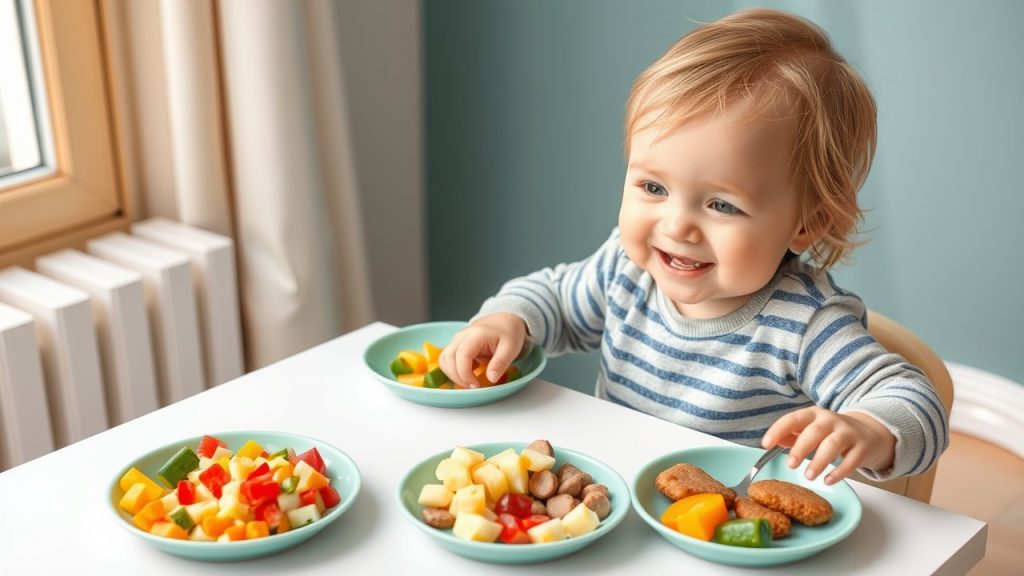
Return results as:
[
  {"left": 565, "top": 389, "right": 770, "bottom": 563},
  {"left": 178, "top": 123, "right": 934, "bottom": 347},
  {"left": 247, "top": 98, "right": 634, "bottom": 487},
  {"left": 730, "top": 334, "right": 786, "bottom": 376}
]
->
[{"left": 0, "top": 322, "right": 987, "bottom": 575}]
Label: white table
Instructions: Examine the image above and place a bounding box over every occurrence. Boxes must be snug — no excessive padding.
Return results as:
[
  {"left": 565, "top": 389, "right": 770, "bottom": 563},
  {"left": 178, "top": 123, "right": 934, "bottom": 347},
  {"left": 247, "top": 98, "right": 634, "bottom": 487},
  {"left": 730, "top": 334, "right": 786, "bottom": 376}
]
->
[{"left": 0, "top": 322, "right": 987, "bottom": 574}]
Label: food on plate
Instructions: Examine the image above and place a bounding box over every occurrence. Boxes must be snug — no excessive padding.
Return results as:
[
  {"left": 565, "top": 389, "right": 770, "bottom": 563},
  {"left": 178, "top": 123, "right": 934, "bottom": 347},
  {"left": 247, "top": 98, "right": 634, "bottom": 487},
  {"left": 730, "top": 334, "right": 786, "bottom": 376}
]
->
[
  {"left": 655, "top": 462, "right": 832, "bottom": 547},
  {"left": 713, "top": 518, "right": 773, "bottom": 548},
  {"left": 748, "top": 479, "right": 833, "bottom": 526},
  {"left": 734, "top": 497, "right": 791, "bottom": 538},
  {"left": 116, "top": 434, "right": 342, "bottom": 542},
  {"left": 417, "top": 440, "right": 611, "bottom": 544},
  {"left": 389, "top": 341, "right": 522, "bottom": 389},
  {"left": 655, "top": 463, "right": 737, "bottom": 508}
]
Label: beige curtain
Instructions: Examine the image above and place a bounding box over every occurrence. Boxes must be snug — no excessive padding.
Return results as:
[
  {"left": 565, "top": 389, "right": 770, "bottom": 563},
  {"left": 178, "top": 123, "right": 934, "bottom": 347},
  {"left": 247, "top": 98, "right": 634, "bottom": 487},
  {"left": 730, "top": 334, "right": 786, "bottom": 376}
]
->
[{"left": 114, "top": 0, "right": 375, "bottom": 369}]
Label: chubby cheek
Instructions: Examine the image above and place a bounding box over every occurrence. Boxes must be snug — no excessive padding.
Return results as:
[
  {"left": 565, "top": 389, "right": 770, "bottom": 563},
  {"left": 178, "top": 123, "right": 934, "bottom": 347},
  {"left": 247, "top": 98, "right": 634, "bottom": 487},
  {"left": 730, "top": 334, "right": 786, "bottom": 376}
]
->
[
  {"left": 618, "top": 200, "right": 653, "bottom": 268},
  {"left": 717, "top": 235, "right": 786, "bottom": 289}
]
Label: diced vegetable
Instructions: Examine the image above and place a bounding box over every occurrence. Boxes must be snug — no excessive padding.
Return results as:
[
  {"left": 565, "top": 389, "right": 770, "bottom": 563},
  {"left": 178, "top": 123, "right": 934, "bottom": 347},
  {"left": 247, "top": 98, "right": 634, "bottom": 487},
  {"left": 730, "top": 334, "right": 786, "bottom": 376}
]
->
[
  {"left": 713, "top": 518, "right": 773, "bottom": 548},
  {"left": 286, "top": 503, "right": 322, "bottom": 528},
  {"left": 157, "top": 446, "right": 200, "bottom": 488},
  {"left": 176, "top": 480, "right": 196, "bottom": 505},
  {"left": 660, "top": 493, "right": 729, "bottom": 541},
  {"left": 198, "top": 462, "right": 230, "bottom": 498},
  {"left": 197, "top": 435, "right": 227, "bottom": 458},
  {"left": 168, "top": 506, "right": 195, "bottom": 531},
  {"left": 296, "top": 448, "right": 326, "bottom": 475},
  {"left": 424, "top": 367, "right": 449, "bottom": 389},
  {"left": 390, "top": 357, "right": 413, "bottom": 376},
  {"left": 118, "top": 468, "right": 165, "bottom": 501}
]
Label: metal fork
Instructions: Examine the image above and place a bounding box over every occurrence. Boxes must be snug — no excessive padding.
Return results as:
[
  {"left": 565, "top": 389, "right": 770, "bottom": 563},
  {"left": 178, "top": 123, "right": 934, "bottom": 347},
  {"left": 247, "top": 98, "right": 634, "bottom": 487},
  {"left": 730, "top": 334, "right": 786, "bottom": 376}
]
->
[{"left": 729, "top": 445, "right": 787, "bottom": 498}]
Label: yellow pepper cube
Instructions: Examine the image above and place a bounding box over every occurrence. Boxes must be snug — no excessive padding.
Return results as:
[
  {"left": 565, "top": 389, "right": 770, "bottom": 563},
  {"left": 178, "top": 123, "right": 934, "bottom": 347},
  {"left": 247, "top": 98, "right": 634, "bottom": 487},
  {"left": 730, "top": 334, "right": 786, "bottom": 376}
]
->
[
  {"left": 423, "top": 341, "right": 443, "bottom": 364},
  {"left": 202, "top": 516, "right": 236, "bottom": 538},
  {"left": 245, "top": 521, "right": 270, "bottom": 539},
  {"left": 398, "top": 350, "right": 428, "bottom": 373},
  {"left": 118, "top": 482, "right": 152, "bottom": 514},
  {"left": 150, "top": 521, "right": 188, "bottom": 540},
  {"left": 397, "top": 373, "right": 425, "bottom": 387},
  {"left": 236, "top": 440, "right": 264, "bottom": 461},
  {"left": 118, "top": 467, "right": 165, "bottom": 501},
  {"left": 222, "top": 524, "right": 247, "bottom": 541}
]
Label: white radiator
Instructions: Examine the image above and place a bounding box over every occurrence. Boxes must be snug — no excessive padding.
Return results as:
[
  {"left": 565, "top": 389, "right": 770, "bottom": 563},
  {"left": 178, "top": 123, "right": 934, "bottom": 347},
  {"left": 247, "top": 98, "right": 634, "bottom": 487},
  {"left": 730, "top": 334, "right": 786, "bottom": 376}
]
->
[{"left": 0, "top": 219, "right": 243, "bottom": 470}]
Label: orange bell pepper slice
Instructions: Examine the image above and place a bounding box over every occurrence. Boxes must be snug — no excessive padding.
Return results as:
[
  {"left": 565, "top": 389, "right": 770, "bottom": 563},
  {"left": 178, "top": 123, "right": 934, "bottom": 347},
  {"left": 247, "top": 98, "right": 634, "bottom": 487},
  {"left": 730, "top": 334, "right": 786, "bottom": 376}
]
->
[{"left": 660, "top": 493, "right": 729, "bottom": 541}]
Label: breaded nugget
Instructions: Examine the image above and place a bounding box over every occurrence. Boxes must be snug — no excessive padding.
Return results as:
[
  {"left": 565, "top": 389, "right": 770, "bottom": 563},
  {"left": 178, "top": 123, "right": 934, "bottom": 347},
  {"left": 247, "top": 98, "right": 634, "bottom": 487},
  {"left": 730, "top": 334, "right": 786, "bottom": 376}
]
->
[
  {"left": 655, "top": 463, "right": 736, "bottom": 508},
  {"left": 734, "top": 496, "right": 792, "bottom": 538},
  {"left": 749, "top": 479, "right": 833, "bottom": 526}
]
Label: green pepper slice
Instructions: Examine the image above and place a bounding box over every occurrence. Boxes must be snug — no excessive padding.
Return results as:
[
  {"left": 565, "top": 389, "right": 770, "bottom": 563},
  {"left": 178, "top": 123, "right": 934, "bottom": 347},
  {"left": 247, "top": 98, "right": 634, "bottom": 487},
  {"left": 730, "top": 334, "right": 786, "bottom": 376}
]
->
[
  {"left": 423, "top": 367, "right": 449, "bottom": 389},
  {"left": 713, "top": 518, "right": 773, "bottom": 548},
  {"left": 390, "top": 357, "right": 413, "bottom": 376}
]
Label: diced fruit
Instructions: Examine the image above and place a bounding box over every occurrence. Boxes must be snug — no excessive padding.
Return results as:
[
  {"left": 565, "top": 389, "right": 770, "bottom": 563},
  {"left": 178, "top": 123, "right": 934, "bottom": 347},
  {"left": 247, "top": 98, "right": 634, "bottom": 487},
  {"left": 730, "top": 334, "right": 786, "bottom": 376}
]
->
[
  {"left": 452, "top": 513, "right": 502, "bottom": 543},
  {"left": 435, "top": 458, "right": 472, "bottom": 492},
  {"left": 294, "top": 460, "right": 330, "bottom": 492},
  {"left": 519, "top": 448, "right": 556, "bottom": 472},
  {"left": 471, "top": 463, "right": 509, "bottom": 502},
  {"left": 118, "top": 483, "right": 151, "bottom": 514},
  {"left": 397, "top": 373, "right": 425, "bottom": 387},
  {"left": 494, "top": 492, "right": 533, "bottom": 518},
  {"left": 527, "top": 518, "right": 568, "bottom": 543},
  {"left": 296, "top": 447, "right": 326, "bottom": 475},
  {"left": 398, "top": 350, "right": 428, "bottom": 373},
  {"left": 450, "top": 446, "right": 485, "bottom": 469},
  {"left": 423, "top": 341, "right": 443, "bottom": 364},
  {"left": 520, "top": 514, "right": 550, "bottom": 530},
  {"left": 319, "top": 485, "right": 341, "bottom": 509},
  {"left": 496, "top": 513, "right": 531, "bottom": 544},
  {"left": 150, "top": 521, "right": 189, "bottom": 540},
  {"left": 490, "top": 448, "right": 529, "bottom": 494},
  {"left": 561, "top": 502, "right": 600, "bottom": 537},
  {"left": 222, "top": 524, "right": 247, "bottom": 541},
  {"left": 236, "top": 440, "right": 264, "bottom": 461},
  {"left": 418, "top": 484, "right": 454, "bottom": 508},
  {"left": 229, "top": 457, "right": 256, "bottom": 481},
  {"left": 453, "top": 484, "right": 486, "bottom": 516},
  {"left": 201, "top": 516, "right": 235, "bottom": 538},
  {"left": 185, "top": 500, "right": 219, "bottom": 524},
  {"left": 246, "top": 521, "right": 270, "bottom": 539}
]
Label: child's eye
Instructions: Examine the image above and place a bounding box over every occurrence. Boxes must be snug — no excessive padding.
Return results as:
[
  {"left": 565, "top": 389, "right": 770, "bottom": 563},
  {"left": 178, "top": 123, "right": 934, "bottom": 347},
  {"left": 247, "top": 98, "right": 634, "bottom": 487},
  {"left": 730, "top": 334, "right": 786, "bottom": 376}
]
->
[
  {"left": 710, "top": 199, "right": 742, "bottom": 215},
  {"left": 642, "top": 181, "right": 667, "bottom": 196}
]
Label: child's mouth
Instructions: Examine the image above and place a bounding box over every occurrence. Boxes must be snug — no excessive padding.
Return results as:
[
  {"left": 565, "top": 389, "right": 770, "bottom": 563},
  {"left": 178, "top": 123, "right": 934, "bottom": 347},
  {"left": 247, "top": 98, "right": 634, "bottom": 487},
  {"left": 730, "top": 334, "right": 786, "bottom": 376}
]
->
[{"left": 659, "top": 249, "right": 711, "bottom": 271}]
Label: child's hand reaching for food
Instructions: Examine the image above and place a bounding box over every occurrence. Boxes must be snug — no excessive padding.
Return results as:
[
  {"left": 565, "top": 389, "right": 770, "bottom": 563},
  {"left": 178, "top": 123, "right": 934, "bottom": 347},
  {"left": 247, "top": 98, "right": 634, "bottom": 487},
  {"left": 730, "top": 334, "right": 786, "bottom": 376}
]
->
[
  {"left": 761, "top": 407, "right": 896, "bottom": 485},
  {"left": 439, "top": 313, "right": 529, "bottom": 388}
]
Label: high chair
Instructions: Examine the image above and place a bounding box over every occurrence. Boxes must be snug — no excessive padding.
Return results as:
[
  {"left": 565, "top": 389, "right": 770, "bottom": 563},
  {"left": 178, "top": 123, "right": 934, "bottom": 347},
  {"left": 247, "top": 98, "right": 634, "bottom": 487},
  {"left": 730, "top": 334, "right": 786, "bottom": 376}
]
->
[{"left": 850, "top": 309, "right": 955, "bottom": 503}]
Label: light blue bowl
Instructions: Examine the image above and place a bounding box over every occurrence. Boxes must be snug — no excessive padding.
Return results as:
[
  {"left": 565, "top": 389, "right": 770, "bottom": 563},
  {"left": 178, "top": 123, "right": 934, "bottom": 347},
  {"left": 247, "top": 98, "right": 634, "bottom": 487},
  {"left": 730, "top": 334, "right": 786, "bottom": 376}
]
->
[
  {"left": 109, "top": 430, "right": 361, "bottom": 561},
  {"left": 631, "top": 445, "right": 861, "bottom": 567},
  {"left": 398, "top": 442, "right": 629, "bottom": 564},
  {"left": 363, "top": 321, "right": 546, "bottom": 408}
]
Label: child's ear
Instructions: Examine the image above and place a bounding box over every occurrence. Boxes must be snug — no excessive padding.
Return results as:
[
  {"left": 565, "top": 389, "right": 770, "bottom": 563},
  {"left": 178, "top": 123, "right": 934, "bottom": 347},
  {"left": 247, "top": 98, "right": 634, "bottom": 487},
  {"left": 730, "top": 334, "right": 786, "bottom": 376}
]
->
[{"left": 789, "top": 224, "right": 812, "bottom": 254}]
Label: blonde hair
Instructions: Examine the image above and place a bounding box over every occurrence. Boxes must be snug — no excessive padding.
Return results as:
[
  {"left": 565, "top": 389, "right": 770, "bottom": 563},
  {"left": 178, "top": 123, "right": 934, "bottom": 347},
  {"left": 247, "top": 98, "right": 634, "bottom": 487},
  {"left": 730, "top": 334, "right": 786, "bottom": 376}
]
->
[{"left": 625, "top": 8, "right": 877, "bottom": 269}]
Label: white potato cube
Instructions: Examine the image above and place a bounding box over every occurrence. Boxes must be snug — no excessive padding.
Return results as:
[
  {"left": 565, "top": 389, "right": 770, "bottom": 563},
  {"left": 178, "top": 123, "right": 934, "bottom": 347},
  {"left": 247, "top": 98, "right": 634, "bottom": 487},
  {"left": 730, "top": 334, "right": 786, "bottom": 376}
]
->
[
  {"left": 454, "top": 484, "right": 486, "bottom": 516},
  {"left": 221, "top": 480, "right": 241, "bottom": 498},
  {"left": 210, "top": 446, "right": 233, "bottom": 460},
  {"left": 528, "top": 518, "right": 568, "bottom": 543},
  {"left": 520, "top": 448, "right": 556, "bottom": 472},
  {"left": 185, "top": 500, "right": 219, "bottom": 523},
  {"left": 229, "top": 456, "right": 255, "bottom": 481},
  {"left": 452, "top": 513, "right": 502, "bottom": 543},
  {"left": 435, "top": 458, "right": 472, "bottom": 492},
  {"left": 189, "top": 525, "right": 215, "bottom": 541},
  {"left": 159, "top": 492, "right": 180, "bottom": 514},
  {"left": 561, "top": 502, "right": 600, "bottom": 537},
  {"left": 287, "top": 503, "right": 322, "bottom": 528},
  {"left": 194, "top": 483, "right": 216, "bottom": 502},
  {"left": 490, "top": 449, "right": 528, "bottom": 494},
  {"left": 418, "top": 484, "right": 454, "bottom": 508},
  {"left": 277, "top": 491, "right": 302, "bottom": 513},
  {"left": 471, "top": 463, "right": 509, "bottom": 502}
]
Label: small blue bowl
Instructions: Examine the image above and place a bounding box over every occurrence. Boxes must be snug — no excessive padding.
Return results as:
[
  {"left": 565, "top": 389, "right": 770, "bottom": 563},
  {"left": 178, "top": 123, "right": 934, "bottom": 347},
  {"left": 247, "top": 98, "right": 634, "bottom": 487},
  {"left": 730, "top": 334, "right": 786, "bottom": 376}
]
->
[
  {"left": 109, "top": 430, "right": 361, "bottom": 561},
  {"left": 398, "top": 442, "right": 629, "bottom": 564},
  {"left": 363, "top": 321, "right": 546, "bottom": 408},
  {"left": 631, "top": 445, "right": 861, "bottom": 567}
]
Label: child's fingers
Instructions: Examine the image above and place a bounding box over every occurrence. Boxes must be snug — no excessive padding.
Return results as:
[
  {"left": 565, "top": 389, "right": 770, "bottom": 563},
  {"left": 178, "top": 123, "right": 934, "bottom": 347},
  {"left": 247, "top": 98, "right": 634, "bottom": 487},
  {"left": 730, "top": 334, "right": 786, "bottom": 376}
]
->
[
  {"left": 785, "top": 422, "right": 831, "bottom": 470},
  {"left": 804, "top": 434, "right": 849, "bottom": 481},
  {"left": 486, "top": 337, "right": 520, "bottom": 382},
  {"left": 824, "top": 445, "right": 867, "bottom": 485},
  {"left": 452, "top": 337, "right": 483, "bottom": 388},
  {"left": 763, "top": 408, "right": 816, "bottom": 450}
]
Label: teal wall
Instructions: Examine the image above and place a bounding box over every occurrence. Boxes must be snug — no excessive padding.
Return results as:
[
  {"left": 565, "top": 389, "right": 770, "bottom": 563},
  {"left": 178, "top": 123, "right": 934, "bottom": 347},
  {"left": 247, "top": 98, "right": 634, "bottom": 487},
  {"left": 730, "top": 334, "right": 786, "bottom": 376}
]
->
[{"left": 425, "top": 0, "right": 1024, "bottom": 394}]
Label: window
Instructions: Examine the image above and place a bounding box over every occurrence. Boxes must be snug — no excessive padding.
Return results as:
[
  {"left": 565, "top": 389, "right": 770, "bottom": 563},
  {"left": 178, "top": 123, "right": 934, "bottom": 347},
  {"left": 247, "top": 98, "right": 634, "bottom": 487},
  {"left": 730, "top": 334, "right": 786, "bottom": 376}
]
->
[{"left": 0, "top": 0, "right": 128, "bottom": 268}]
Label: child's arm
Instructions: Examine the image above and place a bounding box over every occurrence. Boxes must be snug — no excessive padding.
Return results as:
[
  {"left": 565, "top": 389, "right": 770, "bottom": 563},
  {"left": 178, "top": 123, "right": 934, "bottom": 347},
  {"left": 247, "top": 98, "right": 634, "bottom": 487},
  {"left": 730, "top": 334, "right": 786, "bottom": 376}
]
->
[
  {"left": 762, "top": 407, "right": 896, "bottom": 485},
  {"left": 765, "top": 292, "right": 948, "bottom": 483}
]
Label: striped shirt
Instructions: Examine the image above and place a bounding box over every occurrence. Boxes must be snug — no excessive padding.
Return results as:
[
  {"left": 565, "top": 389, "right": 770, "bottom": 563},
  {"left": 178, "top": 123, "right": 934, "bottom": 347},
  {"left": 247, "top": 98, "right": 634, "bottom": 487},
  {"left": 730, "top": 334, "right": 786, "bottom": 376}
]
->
[{"left": 477, "top": 229, "right": 948, "bottom": 480}]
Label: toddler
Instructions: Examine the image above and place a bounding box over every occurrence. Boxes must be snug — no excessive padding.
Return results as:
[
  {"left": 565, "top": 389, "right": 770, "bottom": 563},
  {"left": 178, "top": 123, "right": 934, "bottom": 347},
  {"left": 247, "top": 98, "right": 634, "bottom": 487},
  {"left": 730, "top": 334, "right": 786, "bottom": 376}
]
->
[{"left": 439, "top": 8, "right": 948, "bottom": 485}]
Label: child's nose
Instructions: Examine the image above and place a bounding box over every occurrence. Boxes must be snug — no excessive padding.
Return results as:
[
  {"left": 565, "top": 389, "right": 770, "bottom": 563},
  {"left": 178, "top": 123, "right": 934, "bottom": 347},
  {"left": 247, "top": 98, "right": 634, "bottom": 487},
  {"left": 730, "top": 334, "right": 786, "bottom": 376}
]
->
[{"left": 663, "top": 204, "right": 702, "bottom": 243}]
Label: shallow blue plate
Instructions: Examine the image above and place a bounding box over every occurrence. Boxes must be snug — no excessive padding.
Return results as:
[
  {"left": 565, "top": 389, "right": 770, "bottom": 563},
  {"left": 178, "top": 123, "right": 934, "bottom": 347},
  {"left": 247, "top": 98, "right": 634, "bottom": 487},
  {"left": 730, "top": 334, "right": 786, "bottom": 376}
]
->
[
  {"left": 363, "top": 321, "right": 546, "bottom": 408},
  {"left": 109, "top": 430, "right": 361, "bottom": 561},
  {"left": 631, "top": 445, "right": 861, "bottom": 567},
  {"left": 398, "top": 442, "right": 628, "bottom": 564}
]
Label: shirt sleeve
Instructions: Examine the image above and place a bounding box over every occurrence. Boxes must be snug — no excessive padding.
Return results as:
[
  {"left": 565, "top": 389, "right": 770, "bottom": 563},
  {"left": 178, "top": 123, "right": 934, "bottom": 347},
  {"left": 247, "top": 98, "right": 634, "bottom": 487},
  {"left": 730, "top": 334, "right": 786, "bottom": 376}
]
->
[
  {"left": 797, "top": 294, "right": 950, "bottom": 480},
  {"left": 473, "top": 229, "right": 622, "bottom": 356}
]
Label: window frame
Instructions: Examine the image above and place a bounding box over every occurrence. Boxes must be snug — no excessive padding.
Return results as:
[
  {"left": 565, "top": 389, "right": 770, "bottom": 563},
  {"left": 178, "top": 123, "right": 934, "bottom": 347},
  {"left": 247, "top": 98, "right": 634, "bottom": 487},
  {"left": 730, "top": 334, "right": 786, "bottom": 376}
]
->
[{"left": 0, "top": 0, "right": 129, "bottom": 268}]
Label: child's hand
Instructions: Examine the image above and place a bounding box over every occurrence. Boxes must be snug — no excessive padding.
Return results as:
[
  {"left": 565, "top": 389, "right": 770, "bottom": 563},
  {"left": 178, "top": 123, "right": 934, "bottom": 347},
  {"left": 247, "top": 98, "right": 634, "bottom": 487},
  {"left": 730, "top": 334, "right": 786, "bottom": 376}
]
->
[
  {"left": 439, "top": 313, "right": 528, "bottom": 388},
  {"left": 761, "top": 407, "right": 896, "bottom": 485}
]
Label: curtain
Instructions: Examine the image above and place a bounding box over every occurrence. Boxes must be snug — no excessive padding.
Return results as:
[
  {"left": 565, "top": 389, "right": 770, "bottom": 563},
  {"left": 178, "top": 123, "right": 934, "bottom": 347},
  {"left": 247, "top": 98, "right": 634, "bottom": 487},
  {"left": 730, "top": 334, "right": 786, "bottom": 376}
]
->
[{"left": 117, "top": 0, "right": 375, "bottom": 369}]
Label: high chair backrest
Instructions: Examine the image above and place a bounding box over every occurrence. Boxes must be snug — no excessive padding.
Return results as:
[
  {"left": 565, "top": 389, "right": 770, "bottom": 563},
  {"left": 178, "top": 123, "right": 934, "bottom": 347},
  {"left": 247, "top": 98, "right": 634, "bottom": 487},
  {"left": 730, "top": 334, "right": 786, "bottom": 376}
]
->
[{"left": 851, "top": 310, "right": 954, "bottom": 503}]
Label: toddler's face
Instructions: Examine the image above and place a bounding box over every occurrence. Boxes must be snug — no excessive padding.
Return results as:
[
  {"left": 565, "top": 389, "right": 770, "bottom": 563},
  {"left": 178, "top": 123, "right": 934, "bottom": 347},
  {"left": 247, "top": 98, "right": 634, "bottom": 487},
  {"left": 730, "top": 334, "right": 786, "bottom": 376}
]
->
[{"left": 619, "top": 102, "right": 809, "bottom": 319}]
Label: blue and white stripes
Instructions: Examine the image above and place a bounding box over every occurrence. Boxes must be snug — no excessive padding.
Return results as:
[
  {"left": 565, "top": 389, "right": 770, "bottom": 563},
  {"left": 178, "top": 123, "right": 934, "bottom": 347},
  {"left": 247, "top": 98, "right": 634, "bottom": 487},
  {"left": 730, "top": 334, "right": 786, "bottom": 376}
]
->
[{"left": 477, "top": 229, "right": 948, "bottom": 480}]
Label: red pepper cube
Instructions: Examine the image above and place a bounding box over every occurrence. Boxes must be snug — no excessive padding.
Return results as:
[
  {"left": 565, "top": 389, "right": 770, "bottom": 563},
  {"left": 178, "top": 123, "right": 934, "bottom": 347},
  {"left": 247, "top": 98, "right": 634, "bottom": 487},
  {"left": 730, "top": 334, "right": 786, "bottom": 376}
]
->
[
  {"left": 240, "top": 473, "right": 281, "bottom": 506},
  {"left": 176, "top": 480, "right": 196, "bottom": 505},
  {"left": 319, "top": 485, "right": 341, "bottom": 509},
  {"left": 296, "top": 448, "right": 326, "bottom": 475},
  {"left": 198, "top": 463, "right": 229, "bottom": 499},
  {"left": 197, "top": 435, "right": 227, "bottom": 458},
  {"left": 254, "top": 500, "right": 283, "bottom": 530},
  {"left": 494, "top": 492, "right": 533, "bottom": 518},
  {"left": 247, "top": 462, "right": 270, "bottom": 480},
  {"left": 496, "top": 513, "right": 531, "bottom": 544},
  {"left": 299, "top": 488, "right": 318, "bottom": 507},
  {"left": 520, "top": 514, "right": 551, "bottom": 530}
]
